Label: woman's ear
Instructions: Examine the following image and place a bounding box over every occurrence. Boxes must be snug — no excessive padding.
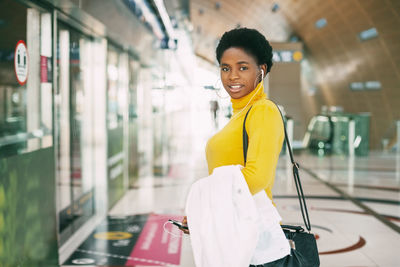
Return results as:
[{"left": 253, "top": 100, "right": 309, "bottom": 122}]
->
[{"left": 260, "top": 64, "right": 267, "bottom": 77}]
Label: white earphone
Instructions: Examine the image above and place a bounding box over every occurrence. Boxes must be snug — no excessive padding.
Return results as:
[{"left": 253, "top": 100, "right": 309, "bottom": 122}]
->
[{"left": 231, "top": 68, "right": 265, "bottom": 121}]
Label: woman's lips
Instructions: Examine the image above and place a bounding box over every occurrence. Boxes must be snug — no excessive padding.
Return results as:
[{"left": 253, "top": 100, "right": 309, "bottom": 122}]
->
[{"left": 228, "top": 84, "right": 243, "bottom": 93}]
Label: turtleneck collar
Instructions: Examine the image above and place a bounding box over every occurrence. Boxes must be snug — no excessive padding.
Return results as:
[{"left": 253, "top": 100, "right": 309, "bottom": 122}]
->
[{"left": 231, "top": 81, "right": 267, "bottom": 113}]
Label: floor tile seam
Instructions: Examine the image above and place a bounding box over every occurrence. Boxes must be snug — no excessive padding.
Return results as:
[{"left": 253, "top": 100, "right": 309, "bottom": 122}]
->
[
  {"left": 333, "top": 184, "right": 400, "bottom": 192},
  {"left": 308, "top": 169, "right": 397, "bottom": 177},
  {"left": 303, "top": 172, "right": 398, "bottom": 183},
  {"left": 274, "top": 195, "right": 400, "bottom": 206},
  {"left": 277, "top": 166, "right": 398, "bottom": 173},
  {"left": 274, "top": 196, "right": 400, "bottom": 220},
  {"left": 302, "top": 166, "right": 400, "bottom": 234},
  {"left": 349, "top": 239, "right": 381, "bottom": 267},
  {"left": 130, "top": 183, "right": 194, "bottom": 189}
]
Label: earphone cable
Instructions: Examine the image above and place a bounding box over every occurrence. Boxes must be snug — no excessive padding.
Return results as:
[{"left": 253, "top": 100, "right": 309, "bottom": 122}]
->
[
  {"left": 163, "top": 221, "right": 183, "bottom": 238},
  {"left": 230, "top": 71, "right": 264, "bottom": 121}
]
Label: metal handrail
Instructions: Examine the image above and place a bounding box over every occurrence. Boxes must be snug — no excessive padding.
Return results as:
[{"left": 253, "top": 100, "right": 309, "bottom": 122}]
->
[{"left": 0, "top": 128, "right": 51, "bottom": 147}]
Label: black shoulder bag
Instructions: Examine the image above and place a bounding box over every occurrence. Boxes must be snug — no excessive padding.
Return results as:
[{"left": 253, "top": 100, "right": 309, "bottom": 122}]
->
[{"left": 243, "top": 104, "right": 320, "bottom": 267}]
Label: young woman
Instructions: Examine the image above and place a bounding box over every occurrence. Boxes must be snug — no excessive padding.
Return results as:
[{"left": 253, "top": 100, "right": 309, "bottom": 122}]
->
[
  {"left": 182, "top": 28, "right": 285, "bottom": 265},
  {"left": 207, "top": 27, "right": 284, "bottom": 200}
]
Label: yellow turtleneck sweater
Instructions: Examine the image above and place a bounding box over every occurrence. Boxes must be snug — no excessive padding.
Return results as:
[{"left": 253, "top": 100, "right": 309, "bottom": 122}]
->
[{"left": 205, "top": 82, "right": 284, "bottom": 199}]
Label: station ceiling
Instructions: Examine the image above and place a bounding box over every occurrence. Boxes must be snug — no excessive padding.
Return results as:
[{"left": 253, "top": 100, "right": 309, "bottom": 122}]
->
[{"left": 187, "top": 0, "right": 400, "bottom": 148}]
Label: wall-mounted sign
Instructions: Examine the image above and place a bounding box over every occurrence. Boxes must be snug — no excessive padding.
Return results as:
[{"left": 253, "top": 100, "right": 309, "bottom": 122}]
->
[
  {"left": 14, "top": 40, "right": 28, "bottom": 85},
  {"left": 273, "top": 50, "right": 303, "bottom": 63},
  {"left": 41, "top": 56, "right": 52, "bottom": 83},
  {"left": 349, "top": 82, "right": 364, "bottom": 91},
  {"left": 349, "top": 81, "right": 382, "bottom": 91}
]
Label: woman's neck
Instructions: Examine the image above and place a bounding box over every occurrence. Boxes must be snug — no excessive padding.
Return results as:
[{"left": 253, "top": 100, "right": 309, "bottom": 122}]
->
[{"left": 231, "top": 82, "right": 267, "bottom": 113}]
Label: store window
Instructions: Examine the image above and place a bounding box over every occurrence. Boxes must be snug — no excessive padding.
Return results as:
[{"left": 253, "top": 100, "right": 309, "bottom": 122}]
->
[
  {"left": 56, "top": 23, "right": 95, "bottom": 244},
  {"left": 106, "top": 45, "right": 129, "bottom": 208},
  {"left": 0, "top": 0, "right": 52, "bottom": 158}
]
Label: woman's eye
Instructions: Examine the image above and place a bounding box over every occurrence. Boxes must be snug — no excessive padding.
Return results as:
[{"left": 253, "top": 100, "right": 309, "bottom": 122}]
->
[
  {"left": 240, "top": 66, "right": 248, "bottom": 71},
  {"left": 221, "top": 67, "right": 229, "bottom": 72}
]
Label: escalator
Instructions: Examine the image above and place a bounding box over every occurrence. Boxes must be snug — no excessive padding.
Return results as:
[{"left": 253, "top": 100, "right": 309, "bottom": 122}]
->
[{"left": 303, "top": 112, "right": 370, "bottom": 156}]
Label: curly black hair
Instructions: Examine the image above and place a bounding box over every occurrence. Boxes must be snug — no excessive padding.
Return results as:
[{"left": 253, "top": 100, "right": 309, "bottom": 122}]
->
[{"left": 216, "top": 28, "right": 273, "bottom": 74}]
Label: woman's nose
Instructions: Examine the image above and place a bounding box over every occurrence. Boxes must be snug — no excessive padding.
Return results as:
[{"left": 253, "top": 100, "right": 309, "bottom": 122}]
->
[{"left": 229, "top": 69, "right": 239, "bottom": 80}]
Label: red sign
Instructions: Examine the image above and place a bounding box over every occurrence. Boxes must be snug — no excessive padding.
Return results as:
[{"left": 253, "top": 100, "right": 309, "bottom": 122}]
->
[
  {"left": 41, "top": 56, "right": 48, "bottom": 83},
  {"left": 14, "top": 40, "right": 28, "bottom": 85},
  {"left": 126, "top": 214, "right": 183, "bottom": 266}
]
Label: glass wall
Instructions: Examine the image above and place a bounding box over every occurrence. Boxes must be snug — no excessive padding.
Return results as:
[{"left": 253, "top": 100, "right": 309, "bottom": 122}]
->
[
  {"left": 152, "top": 69, "right": 168, "bottom": 176},
  {"left": 0, "top": 1, "right": 52, "bottom": 157},
  {"left": 0, "top": 1, "right": 58, "bottom": 266},
  {"left": 0, "top": 1, "right": 27, "bottom": 157},
  {"left": 128, "top": 57, "right": 140, "bottom": 186},
  {"left": 107, "top": 45, "right": 129, "bottom": 208},
  {"left": 56, "top": 23, "right": 95, "bottom": 245}
]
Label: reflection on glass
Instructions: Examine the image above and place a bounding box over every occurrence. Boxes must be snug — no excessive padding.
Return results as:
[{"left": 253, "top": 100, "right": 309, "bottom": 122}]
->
[
  {"left": 0, "top": 1, "right": 27, "bottom": 157},
  {"left": 107, "top": 47, "right": 125, "bottom": 130},
  {"left": 0, "top": 2, "right": 53, "bottom": 158},
  {"left": 106, "top": 46, "right": 129, "bottom": 208},
  {"left": 128, "top": 58, "right": 139, "bottom": 186},
  {"left": 56, "top": 24, "right": 95, "bottom": 244}
]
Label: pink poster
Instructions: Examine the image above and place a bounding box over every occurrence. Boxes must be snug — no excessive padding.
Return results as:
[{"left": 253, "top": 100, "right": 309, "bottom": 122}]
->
[
  {"left": 126, "top": 213, "right": 183, "bottom": 266},
  {"left": 40, "top": 55, "right": 47, "bottom": 83}
]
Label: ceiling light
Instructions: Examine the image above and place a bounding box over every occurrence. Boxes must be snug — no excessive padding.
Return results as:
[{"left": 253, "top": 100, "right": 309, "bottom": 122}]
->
[
  {"left": 290, "top": 35, "right": 299, "bottom": 42},
  {"left": 365, "top": 81, "right": 381, "bottom": 90},
  {"left": 349, "top": 82, "right": 364, "bottom": 91},
  {"left": 315, "top": 18, "right": 327, "bottom": 29},
  {"left": 359, "top": 27, "right": 378, "bottom": 41},
  {"left": 271, "top": 3, "right": 280, "bottom": 12}
]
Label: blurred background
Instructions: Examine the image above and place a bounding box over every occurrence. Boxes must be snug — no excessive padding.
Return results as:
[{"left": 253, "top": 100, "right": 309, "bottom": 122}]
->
[{"left": 0, "top": 0, "right": 399, "bottom": 266}]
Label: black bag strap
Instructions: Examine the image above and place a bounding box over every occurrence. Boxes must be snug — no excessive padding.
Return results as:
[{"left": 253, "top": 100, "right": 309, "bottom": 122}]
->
[
  {"left": 242, "top": 106, "right": 253, "bottom": 164},
  {"left": 242, "top": 103, "right": 312, "bottom": 232}
]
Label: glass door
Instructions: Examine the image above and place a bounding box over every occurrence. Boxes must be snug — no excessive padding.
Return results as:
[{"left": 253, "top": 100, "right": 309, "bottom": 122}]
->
[
  {"left": 56, "top": 23, "right": 95, "bottom": 245},
  {"left": 0, "top": 1, "right": 58, "bottom": 265},
  {"left": 128, "top": 57, "right": 140, "bottom": 187},
  {"left": 106, "top": 45, "right": 129, "bottom": 208}
]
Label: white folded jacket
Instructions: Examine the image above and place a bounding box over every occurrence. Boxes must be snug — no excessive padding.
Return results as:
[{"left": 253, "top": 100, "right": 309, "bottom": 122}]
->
[{"left": 185, "top": 165, "right": 290, "bottom": 267}]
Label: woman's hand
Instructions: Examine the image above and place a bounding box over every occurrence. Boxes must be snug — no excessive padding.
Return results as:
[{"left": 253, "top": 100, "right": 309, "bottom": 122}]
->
[{"left": 181, "top": 216, "right": 190, "bottom": 235}]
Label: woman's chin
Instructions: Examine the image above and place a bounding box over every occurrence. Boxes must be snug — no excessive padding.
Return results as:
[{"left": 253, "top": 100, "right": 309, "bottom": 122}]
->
[{"left": 229, "top": 91, "right": 245, "bottom": 99}]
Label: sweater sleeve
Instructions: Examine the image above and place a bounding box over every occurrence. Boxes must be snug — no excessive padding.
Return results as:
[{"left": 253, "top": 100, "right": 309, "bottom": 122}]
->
[{"left": 241, "top": 102, "right": 284, "bottom": 195}]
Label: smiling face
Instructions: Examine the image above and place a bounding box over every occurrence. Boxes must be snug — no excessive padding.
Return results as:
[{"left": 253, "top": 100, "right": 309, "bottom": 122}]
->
[{"left": 220, "top": 47, "right": 265, "bottom": 99}]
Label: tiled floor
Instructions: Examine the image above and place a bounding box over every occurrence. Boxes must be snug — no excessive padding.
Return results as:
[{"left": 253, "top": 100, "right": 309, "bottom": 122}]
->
[
  {"left": 62, "top": 108, "right": 400, "bottom": 266},
  {"left": 100, "top": 151, "right": 400, "bottom": 267}
]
